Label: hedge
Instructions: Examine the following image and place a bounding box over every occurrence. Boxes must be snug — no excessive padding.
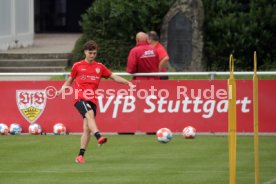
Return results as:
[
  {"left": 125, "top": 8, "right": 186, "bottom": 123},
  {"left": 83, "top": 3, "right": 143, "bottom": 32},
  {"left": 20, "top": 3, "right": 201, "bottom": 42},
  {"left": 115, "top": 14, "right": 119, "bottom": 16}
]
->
[{"left": 72, "top": 0, "right": 275, "bottom": 71}]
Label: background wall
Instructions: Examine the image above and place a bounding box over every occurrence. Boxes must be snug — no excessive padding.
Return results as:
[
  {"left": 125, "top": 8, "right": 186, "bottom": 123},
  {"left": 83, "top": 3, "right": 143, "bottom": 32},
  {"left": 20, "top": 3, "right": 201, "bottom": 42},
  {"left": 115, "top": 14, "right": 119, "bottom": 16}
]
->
[{"left": 0, "top": 0, "right": 34, "bottom": 51}]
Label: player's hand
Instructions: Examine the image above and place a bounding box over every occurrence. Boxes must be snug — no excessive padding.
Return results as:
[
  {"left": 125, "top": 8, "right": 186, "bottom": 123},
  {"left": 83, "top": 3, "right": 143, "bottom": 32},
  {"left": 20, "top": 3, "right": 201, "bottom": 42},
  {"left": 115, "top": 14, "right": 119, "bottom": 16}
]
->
[
  {"left": 128, "top": 82, "right": 136, "bottom": 89},
  {"left": 55, "top": 90, "right": 62, "bottom": 97},
  {"left": 55, "top": 86, "right": 68, "bottom": 97}
]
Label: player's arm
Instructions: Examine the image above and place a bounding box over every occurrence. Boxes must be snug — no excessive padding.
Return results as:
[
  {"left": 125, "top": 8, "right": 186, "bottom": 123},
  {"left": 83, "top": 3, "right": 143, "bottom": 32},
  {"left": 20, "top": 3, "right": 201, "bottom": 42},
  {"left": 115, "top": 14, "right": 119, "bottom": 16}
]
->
[
  {"left": 56, "top": 76, "right": 75, "bottom": 96},
  {"left": 158, "top": 56, "right": 169, "bottom": 72},
  {"left": 109, "top": 74, "right": 135, "bottom": 88}
]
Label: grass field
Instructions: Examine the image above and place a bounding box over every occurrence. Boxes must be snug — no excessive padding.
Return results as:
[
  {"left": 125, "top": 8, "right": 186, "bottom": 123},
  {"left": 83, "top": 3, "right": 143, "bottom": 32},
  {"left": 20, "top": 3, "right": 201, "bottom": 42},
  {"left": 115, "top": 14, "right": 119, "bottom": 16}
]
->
[{"left": 0, "top": 135, "right": 275, "bottom": 184}]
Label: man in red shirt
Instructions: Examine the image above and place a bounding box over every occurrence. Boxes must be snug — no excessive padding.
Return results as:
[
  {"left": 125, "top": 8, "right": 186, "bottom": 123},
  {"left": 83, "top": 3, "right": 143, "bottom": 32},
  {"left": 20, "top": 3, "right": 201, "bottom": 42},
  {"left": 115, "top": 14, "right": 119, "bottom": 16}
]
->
[
  {"left": 57, "top": 40, "right": 134, "bottom": 164},
  {"left": 126, "top": 32, "right": 160, "bottom": 80},
  {"left": 147, "top": 31, "right": 170, "bottom": 80}
]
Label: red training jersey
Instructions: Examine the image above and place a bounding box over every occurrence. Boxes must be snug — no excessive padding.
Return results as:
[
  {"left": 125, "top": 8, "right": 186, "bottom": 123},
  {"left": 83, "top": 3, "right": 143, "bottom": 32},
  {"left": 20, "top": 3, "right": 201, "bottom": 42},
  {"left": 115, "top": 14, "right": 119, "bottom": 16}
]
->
[
  {"left": 154, "top": 42, "right": 169, "bottom": 72},
  {"left": 70, "top": 60, "right": 112, "bottom": 105},
  {"left": 126, "top": 41, "right": 160, "bottom": 80}
]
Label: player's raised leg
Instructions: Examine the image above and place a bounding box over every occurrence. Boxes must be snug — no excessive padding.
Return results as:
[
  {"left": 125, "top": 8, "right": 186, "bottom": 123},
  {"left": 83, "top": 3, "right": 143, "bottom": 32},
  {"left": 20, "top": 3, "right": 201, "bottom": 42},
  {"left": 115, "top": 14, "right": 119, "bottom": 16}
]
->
[{"left": 85, "top": 110, "right": 108, "bottom": 146}]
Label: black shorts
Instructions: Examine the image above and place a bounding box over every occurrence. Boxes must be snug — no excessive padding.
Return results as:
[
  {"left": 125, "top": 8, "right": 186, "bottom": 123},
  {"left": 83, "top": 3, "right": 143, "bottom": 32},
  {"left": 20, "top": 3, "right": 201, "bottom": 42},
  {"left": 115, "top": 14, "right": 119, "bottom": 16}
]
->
[{"left": 74, "top": 100, "right": 97, "bottom": 118}]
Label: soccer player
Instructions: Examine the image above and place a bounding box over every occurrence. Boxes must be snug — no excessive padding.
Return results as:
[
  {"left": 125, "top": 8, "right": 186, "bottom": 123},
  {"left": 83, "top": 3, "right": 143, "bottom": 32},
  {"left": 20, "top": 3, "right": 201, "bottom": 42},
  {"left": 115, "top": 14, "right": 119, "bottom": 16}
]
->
[{"left": 56, "top": 40, "right": 134, "bottom": 164}]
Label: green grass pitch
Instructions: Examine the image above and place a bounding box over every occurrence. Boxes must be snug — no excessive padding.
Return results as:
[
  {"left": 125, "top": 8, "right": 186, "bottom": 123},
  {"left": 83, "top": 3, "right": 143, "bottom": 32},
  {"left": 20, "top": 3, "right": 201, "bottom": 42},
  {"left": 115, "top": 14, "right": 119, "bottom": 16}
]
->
[{"left": 0, "top": 135, "right": 275, "bottom": 184}]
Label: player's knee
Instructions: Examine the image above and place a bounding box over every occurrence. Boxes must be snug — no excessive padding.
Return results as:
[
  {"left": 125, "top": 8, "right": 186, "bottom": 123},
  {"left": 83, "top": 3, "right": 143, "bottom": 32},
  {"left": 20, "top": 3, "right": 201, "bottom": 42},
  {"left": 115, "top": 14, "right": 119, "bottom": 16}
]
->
[{"left": 85, "top": 111, "right": 95, "bottom": 120}]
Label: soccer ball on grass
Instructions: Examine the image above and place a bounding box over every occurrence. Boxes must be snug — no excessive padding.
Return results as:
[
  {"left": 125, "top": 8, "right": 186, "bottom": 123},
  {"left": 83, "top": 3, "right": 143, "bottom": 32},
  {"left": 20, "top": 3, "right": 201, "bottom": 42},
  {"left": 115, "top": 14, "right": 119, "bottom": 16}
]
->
[
  {"left": 29, "top": 123, "right": 42, "bottom": 135},
  {"left": 156, "top": 128, "right": 173, "bottom": 143},
  {"left": 0, "top": 123, "right": 9, "bottom": 135},
  {"left": 9, "top": 123, "right": 22, "bottom": 135},
  {"left": 53, "top": 123, "right": 66, "bottom": 135},
  {"left": 183, "top": 126, "right": 196, "bottom": 139}
]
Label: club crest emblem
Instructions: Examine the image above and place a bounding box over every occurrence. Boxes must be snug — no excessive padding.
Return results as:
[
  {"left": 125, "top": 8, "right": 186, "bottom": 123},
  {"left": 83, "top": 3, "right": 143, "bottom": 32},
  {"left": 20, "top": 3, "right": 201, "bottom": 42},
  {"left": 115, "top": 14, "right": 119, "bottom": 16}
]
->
[
  {"left": 96, "top": 67, "right": 100, "bottom": 74},
  {"left": 16, "top": 90, "right": 47, "bottom": 123}
]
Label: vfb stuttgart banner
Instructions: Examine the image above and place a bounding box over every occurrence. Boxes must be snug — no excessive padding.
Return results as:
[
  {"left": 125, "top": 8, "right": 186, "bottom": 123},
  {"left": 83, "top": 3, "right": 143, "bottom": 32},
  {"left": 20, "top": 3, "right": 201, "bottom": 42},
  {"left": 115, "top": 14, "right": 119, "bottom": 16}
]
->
[{"left": 0, "top": 80, "right": 275, "bottom": 133}]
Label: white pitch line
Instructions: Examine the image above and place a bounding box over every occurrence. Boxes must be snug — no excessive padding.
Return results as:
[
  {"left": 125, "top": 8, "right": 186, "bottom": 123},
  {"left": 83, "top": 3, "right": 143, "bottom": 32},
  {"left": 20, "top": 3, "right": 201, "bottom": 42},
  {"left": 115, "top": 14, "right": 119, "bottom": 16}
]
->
[
  {"left": 263, "top": 177, "right": 276, "bottom": 184},
  {"left": 0, "top": 170, "right": 228, "bottom": 174},
  {"left": 0, "top": 170, "right": 96, "bottom": 174}
]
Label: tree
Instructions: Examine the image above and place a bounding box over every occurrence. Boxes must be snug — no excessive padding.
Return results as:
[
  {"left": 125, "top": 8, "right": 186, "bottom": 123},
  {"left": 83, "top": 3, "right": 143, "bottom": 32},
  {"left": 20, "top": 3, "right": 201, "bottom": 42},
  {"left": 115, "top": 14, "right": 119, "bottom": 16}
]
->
[
  {"left": 202, "top": 0, "right": 276, "bottom": 70},
  {"left": 72, "top": 0, "right": 175, "bottom": 69}
]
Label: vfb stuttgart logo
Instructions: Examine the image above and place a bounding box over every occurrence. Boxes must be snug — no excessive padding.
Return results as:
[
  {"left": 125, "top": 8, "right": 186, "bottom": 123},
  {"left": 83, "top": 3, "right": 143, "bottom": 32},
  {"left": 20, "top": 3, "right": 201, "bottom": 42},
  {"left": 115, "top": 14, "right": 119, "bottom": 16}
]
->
[{"left": 16, "top": 90, "right": 47, "bottom": 123}]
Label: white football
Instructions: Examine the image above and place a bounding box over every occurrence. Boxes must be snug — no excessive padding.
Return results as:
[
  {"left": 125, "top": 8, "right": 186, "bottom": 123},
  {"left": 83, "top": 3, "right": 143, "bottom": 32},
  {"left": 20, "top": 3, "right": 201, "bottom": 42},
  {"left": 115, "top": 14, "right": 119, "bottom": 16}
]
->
[
  {"left": 53, "top": 123, "right": 66, "bottom": 135},
  {"left": 0, "top": 123, "right": 9, "bottom": 135},
  {"left": 9, "top": 123, "right": 22, "bottom": 135},
  {"left": 156, "top": 128, "right": 173, "bottom": 143},
  {"left": 183, "top": 126, "right": 196, "bottom": 139},
  {"left": 29, "top": 123, "right": 42, "bottom": 135}
]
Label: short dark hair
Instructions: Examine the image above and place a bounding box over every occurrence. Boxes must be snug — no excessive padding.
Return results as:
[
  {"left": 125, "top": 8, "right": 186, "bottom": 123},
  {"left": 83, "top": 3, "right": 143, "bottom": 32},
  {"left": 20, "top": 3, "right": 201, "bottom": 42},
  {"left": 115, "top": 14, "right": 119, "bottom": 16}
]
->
[
  {"left": 147, "top": 31, "right": 159, "bottom": 41},
  {"left": 83, "top": 40, "right": 98, "bottom": 51}
]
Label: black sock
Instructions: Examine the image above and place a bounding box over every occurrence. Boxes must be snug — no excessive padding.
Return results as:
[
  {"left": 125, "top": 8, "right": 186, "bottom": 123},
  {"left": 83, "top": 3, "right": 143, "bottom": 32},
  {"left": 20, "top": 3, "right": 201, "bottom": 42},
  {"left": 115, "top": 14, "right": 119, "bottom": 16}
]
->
[
  {"left": 79, "top": 149, "right": 85, "bottom": 156},
  {"left": 94, "top": 132, "right": 102, "bottom": 140}
]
